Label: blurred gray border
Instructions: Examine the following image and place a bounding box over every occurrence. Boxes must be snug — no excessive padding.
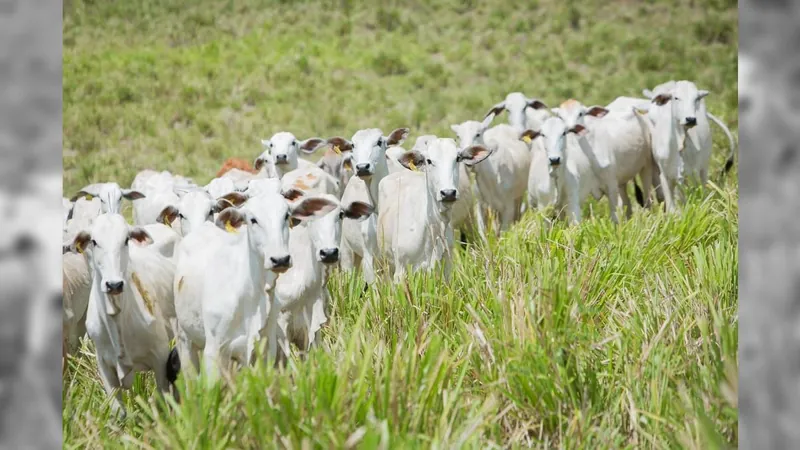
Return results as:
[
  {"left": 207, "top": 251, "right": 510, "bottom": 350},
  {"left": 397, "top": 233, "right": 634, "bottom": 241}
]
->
[
  {"left": 739, "top": 0, "right": 800, "bottom": 449},
  {"left": 0, "top": 0, "right": 62, "bottom": 448}
]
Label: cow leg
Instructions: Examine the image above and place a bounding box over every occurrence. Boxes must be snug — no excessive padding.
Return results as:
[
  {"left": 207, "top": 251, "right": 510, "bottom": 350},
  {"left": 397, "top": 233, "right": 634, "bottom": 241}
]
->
[
  {"left": 700, "top": 167, "right": 709, "bottom": 189},
  {"left": 619, "top": 183, "right": 633, "bottom": 220},
  {"left": 307, "top": 297, "right": 326, "bottom": 351},
  {"left": 473, "top": 199, "right": 488, "bottom": 244},
  {"left": 652, "top": 166, "right": 665, "bottom": 204},
  {"left": 202, "top": 342, "right": 222, "bottom": 386},
  {"left": 96, "top": 358, "right": 126, "bottom": 420},
  {"left": 361, "top": 250, "right": 376, "bottom": 285},
  {"left": 458, "top": 228, "right": 468, "bottom": 249},
  {"left": 499, "top": 206, "right": 515, "bottom": 233},
  {"left": 176, "top": 326, "right": 198, "bottom": 376},
  {"left": 640, "top": 160, "right": 654, "bottom": 209}
]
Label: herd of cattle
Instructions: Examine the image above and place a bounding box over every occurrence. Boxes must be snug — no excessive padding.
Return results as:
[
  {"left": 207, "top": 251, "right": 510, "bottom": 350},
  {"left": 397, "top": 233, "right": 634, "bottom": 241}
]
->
[{"left": 61, "top": 81, "right": 736, "bottom": 419}]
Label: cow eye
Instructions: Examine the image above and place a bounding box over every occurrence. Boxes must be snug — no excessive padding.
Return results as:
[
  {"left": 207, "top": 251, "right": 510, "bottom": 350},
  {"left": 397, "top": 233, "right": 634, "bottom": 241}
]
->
[
  {"left": 91, "top": 239, "right": 99, "bottom": 248},
  {"left": 124, "top": 237, "right": 129, "bottom": 246},
  {"left": 339, "top": 210, "right": 345, "bottom": 220},
  {"left": 426, "top": 158, "right": 433, "bottom": 165},
  {"left": 474, "top": 133, "right": 480, "bottom": 139},
  {"left": 250, "top": 217, "right": 258, "bottom": 225}
]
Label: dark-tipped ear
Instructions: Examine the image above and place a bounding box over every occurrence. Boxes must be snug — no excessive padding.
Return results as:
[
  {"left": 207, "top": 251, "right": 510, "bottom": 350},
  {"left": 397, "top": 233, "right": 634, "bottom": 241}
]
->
[
  {"left": 214, "top": 192, "right": 249, "bottom": 212},
  {"left": 459, "top": 145, "right": 493, "bottom": 166},
  {"left": 651, "top": 93, "right": 672, "bottom": 106},
  {"left": 215, "top": 207, "right": 247, "bottom": 233},
  {"left": 697, "top": 89, "right": 709, "bottom": 100},
  {"left": 342, "top": 201, "right": 374, "bottom": 220},
  {"left": 281, "top": 188, "right": 306, "bottom": 202},
  {"left": 129, "top": 227, "right": 154, "bottom": 246},
  {"left": 327, "top": 137, "right": 354, "bottom": 153},
  {"left": 299, "top": 137, "right": 326, "bottom": 154},
  {"left": 519, "top": 129, "right": 541, "bottom": 145},
  {"left": 385, "top": 128, "right": 410, "bottom": 147},
  {"left": 70, "top": 190, "right": 95, "bottom": 202},
  {"left": 526, "top": 99, "right": 548, "bottom": 110},
  {"left": 585, "top": 106, "right": 609, "bottom": 118},
  {"left": 157, "top": 205, "right": 181, "bottom": 228},
  {"left": 290, "top": 197, "right": 338, "bottom": 220},
  {"left": 254, "top": 156, "right": 268, "bottom": 172},
  {"left": 122, "top": 189, "right": 146, "bottom": 201},
  {"left": 398, "top": 150, "right": 427, "bottom": 172},
  {"left": 65, "top": 231, "right": 92, "bottom": 254},
  {"left": 484, "top": 102, "right": 506, "bottom": 120},
  {"left": 569, "top": 124, "right": 589, "bottom": 137}
]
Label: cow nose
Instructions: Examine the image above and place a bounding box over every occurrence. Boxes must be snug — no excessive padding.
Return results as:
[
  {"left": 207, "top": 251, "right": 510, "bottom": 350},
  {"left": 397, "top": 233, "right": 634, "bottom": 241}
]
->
[
  {"left": 549, "top": 157, "right": 561, "bottom": 166},
  {"left": 275, "top": 154, "right": 288, "bottom": 164},
  {"left": 319, "top": 247, "right": 339, "bottom": 263},
  {"left": 355, "top": 163, "right": 371, "bottom": 176},
  {"left": 440, "top": 189, "right": 458, "bottom": 202},
  {"left": 685, "top": 117, "right": 697, "bottom": 126},
  {"left": 270, "top": 255, "right": 292, "bottom": 268},
  {"left": 105, "top": 280, "right": 124, "bottom": 294}
]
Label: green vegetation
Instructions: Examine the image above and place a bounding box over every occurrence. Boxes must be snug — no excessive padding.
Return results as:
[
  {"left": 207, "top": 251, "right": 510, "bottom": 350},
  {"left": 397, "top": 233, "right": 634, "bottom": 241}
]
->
[{"left": 63, "top": 0, "right": 738, "bottom": 448}]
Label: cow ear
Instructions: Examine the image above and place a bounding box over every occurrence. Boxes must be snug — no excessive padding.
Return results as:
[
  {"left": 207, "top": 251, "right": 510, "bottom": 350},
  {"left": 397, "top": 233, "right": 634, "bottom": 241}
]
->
[
  {"left": 215, "top": 207, "right": 247, "bottom": 233},
  {"left": 299, "top": 137, "right": 326, "bottom": 154},
  {"left": 156, "top": 205, "right": 181, "bottom": 228},
  {"left": 254, "top": 155, "right": 269, "bottom": 172},
  {"left": 282, "top": 188, "right": 306, "bottom": 202},
  {"left": 642, "top": 89, "right": 655, "bottom": 99},
  {"left": 326, "top": 137, "right": 354, "bottom": 152},
  {"left": 569, "top": 124, "right": 589, "bottom": 137},
  {"left": 585, "top": 106, "right": 609, "bottom": 118},
  {"left": 519, "top": 129, "right": 541, "bottom": 145},
  {"left": 652, "top": 93, "right": 672, "bottom": 106},
  {"left": 385, "top": 127, "right": 410, "bottom": 147},
  {"left": 122, "top": 189, "right": 146, "bottom": 201},
  {"left": 290, "top": 197, "right": 338, "bottom": 220},
  {"left": 65, "top": 231, "right": 92, "bottom": 254},
  {"left": 398, "top": 150, "right": 427, "bottom": 172},
  {"left": 459, "top": 145, "right": 493, "bottom": 166},
  {"left": 214, "top": 192, "right": 249, "bottom": 212},
  {"left": 342, "top": 201, "right": 374, "bottom": 220},
  {"left": 526, "top": 98, "right": 548, "bottom": 110},
  {"left": 697, "top": 89, "right": 709, "bottom": 100},
  {"left": 484, "top": 102, "right": 506, "bottom": 121},
  {"left": 129, "top": 227, "right": 154, "bottom": 246},
  {"left": 70, "top": 190, "right": 96, "bottom": 202}
]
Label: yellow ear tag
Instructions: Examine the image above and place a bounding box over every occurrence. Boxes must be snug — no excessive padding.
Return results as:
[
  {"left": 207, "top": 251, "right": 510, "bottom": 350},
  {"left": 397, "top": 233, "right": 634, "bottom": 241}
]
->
[
  {"left": 522, "top": 135, "right": 532, "bottom": 144},
  {"left": 225, "top": 220, "right": 237, "bottom": 233},
  {"left": 343, "top": 159, "right": 352, "bottom": 170},
  {"left": 162, "top": 215, "right": 172, "bottom": 227},
  {"left": 333, "top": 145, "right": 342, "bottom": 155},
  {"left": 409, "top": 161, "right": 418, "bottom": 172},
  {"left": 75, "top": 241, "right": 83, "bottom": 254},
  {"left": 84, "top": 194, "right": 93, "bottom": 201}
]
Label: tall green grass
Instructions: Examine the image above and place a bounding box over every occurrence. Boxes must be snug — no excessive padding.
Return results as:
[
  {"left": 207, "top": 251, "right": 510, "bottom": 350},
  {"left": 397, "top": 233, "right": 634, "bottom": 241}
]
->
[{"left": 63, "top": 0, "right": 738, "bottom": 447}]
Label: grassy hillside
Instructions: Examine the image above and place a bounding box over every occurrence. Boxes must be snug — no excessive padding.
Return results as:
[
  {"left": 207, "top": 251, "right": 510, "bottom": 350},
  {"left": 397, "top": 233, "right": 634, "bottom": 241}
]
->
[{"left": 62, "top": 0, "right": 738, "bottom": 448}]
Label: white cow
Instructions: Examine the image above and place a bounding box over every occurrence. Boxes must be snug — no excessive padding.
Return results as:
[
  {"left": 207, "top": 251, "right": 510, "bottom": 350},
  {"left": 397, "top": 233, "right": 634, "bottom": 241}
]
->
[
  {"left": 255, "top": 132, "right": 328, "bottom": 179},
  {"left": 643, "top": 80, "right": 737, "bottom": 182},
  {"left": 377, "top": 138, "right": 492, "bottom": 283},
  {"left": 274, "top": 190, "right": 373, "bottom": 355},
  {"left": 485, "top": 92, "right": 552, "bottom": 133},
  {"left": 411, "top": 135, "right": 481, "bottom": 248},
  {"left": 328, "top": 127, "right": 409, "bottom": 285},
  {"left": 70, "top": 182, "right": 145, "bottom": 216},
  {"left": 281, "top": 165, "right": 342, "bottom": 199},
  {"left": 316, "top": 145, "right": 354, "bottom": 195},
  {"left": 523, "top": 114, "right": 621, "bottom": 225},
  {"left": 129, "top": 170, "right": 198, "bottom": 226},
  {"left": 63, "top": 213, "right": 180, "bottom": 419},
  {"left": 451, "top": 114, "right": 531, "bottom": 236},
  {"left": 631, "top": 95, "right": 686, "bottom": 213},
  {"left": 549, "top": 99, "right": 655, "bottom": 219},
  {"left": 172, "top": 190, "right": 337, "bottom": 381}
]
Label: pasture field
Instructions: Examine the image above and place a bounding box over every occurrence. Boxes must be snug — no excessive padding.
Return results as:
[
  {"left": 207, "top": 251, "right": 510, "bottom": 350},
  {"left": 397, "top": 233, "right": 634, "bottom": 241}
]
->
[{"left": 62, "top": 0, "right": 738, "bottom": 448}]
